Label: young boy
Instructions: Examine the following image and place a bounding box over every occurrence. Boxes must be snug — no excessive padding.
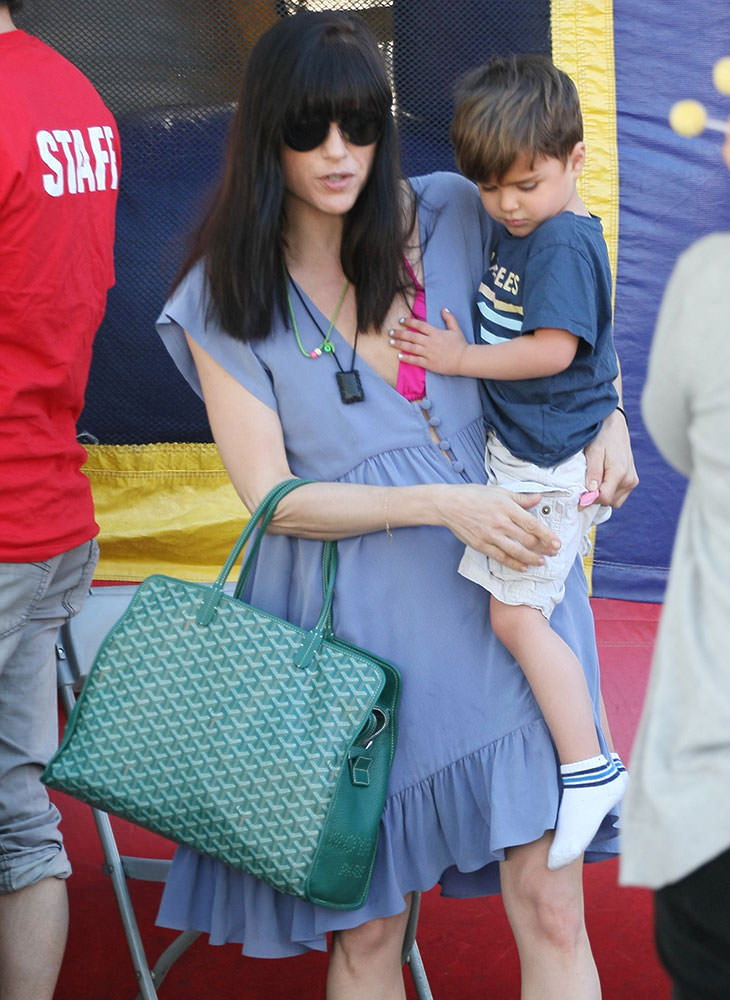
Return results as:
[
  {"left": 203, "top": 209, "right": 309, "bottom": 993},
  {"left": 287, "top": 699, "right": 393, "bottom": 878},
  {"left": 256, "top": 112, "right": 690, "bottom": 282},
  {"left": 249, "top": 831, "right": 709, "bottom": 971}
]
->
[{"left": 390, "top": 53, "right": 627, "bottom": 870}]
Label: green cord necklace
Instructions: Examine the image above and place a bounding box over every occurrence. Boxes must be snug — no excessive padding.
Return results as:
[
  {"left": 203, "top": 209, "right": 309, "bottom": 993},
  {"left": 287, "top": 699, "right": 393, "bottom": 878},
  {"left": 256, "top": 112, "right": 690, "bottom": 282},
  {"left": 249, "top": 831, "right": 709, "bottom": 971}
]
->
[
  {"left": 284, "top": 268, "right": 365, "bottom": 404},
  {"left": 285, "top": 272, "right": 350, "bottom": 359}
]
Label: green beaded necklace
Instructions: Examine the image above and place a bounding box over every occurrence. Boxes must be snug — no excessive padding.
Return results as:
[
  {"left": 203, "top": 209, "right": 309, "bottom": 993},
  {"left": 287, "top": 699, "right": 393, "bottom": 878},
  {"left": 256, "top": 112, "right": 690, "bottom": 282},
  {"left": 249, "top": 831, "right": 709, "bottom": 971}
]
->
[{"left": 285, "top": 273, "right": 350, "bottom": 359}]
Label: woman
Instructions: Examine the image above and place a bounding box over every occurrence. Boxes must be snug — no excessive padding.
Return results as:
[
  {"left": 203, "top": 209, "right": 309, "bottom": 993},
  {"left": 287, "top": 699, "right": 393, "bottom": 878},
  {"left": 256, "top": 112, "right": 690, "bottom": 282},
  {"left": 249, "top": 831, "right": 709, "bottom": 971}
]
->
[{"left": 156, "top": 11, "right": 637, "bottom": 998}]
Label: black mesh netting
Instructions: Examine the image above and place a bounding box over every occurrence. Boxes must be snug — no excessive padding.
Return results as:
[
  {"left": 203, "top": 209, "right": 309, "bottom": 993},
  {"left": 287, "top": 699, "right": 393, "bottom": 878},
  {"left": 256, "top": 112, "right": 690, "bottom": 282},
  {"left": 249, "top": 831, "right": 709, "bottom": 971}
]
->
[{"left": 16, "top": 0, "right": 549, "bottom": 444}]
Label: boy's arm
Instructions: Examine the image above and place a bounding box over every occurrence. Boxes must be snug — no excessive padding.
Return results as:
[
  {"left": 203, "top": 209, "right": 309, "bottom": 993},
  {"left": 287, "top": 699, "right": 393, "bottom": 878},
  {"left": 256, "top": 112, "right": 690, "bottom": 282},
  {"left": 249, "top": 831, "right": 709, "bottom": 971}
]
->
[{"left": 389, "top": 310, "right": 578, "bottom": 379}]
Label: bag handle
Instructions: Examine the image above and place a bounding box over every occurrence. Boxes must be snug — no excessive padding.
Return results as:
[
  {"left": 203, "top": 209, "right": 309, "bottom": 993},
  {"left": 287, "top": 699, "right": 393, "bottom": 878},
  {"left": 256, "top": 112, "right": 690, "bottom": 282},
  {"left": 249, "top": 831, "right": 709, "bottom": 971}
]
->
[
  {"left": 320, "top": 535, "right": 339, "bottom": 637},
  {"left": 195, "top": 478, "right": 339, "bottom": 670},
  {"left": 232, "top": 479, "right": 340, "bottom": 668},
  {"left": 231, "top": 478, "right": 314, "bottom": 597},
  {"left": 196, "top": 478, "right": 311, "bottom": 627},
  {"left": 231, "top": 480, "right": 340, "bottom": 667}
]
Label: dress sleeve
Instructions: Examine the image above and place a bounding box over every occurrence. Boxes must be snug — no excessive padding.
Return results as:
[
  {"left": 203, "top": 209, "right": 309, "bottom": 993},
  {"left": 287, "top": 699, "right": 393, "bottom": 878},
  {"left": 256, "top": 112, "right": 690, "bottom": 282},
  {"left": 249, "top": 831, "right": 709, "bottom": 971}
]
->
[
  {"left": 411, "top": 171, "right": 491, "bottom": 260},
  {"left": 155, "top": 260, "right": 278, "bottom": 412}
]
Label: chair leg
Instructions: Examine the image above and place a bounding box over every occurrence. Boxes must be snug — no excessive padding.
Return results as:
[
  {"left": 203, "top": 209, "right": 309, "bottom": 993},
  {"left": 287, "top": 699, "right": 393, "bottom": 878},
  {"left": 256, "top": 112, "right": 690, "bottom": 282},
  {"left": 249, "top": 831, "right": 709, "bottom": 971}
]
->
[
  {"left": 95, "top": 807, "right": 201, "bottom": 1000},
  {"left": 92, "top": 806, "right": 161, "bottom": 1000},
  {"left": 400, "top": 891, "right": 421, "bottom": 965},
  {"left": 406, "top": 939, "right": 435, "bottom": 1000},
  {"left": 401, "top": 892, "right": 435, "bottom": 999},
  {"left": 134, "top": 931, "right": 202, "bottom": 1000}
]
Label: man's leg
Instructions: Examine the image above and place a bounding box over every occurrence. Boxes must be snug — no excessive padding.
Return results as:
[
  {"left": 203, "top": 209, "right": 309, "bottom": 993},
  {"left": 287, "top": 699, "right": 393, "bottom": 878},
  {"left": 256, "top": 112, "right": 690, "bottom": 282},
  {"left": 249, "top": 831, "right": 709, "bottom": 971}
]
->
[{"left": 0, "top": 878, "right": 68, "bottom": 1000}]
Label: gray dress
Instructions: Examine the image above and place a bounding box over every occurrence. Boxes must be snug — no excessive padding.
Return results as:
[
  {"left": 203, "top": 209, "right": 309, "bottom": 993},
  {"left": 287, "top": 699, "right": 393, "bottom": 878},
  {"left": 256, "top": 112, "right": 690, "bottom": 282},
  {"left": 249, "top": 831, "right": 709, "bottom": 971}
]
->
[{"left": 156, "top": 171, "right": 618, "bottom": 958}]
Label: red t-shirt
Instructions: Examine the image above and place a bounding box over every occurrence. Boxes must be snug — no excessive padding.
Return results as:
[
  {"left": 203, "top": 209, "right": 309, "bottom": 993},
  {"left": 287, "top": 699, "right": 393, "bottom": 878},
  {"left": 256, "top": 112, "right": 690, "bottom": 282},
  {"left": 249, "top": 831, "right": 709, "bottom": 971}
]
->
[{"left": 0, "top": 29, "right": 119, "bottom": 561}]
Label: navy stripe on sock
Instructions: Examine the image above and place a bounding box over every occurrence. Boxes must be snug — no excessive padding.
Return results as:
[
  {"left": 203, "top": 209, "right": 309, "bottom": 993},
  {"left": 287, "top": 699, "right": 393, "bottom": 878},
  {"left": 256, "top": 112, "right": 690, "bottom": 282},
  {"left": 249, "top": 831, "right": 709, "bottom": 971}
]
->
[{"left": 562, "top": 761, "right": 618, "bottom": 788}]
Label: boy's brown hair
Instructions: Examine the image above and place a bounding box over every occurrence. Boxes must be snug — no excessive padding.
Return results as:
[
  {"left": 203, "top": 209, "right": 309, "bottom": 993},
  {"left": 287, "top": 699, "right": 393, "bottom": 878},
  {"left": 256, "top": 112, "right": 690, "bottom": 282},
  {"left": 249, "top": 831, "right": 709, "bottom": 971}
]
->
[{"left": 450, "top": 53, "right": 583, "bottom": 183}]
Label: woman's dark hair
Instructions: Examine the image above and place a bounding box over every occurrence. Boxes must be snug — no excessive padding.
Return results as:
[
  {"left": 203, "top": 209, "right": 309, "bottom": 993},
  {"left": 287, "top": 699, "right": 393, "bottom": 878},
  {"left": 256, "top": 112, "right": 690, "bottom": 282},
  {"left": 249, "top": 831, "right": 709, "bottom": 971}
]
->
[
  {"left": 4, "top": 1, "right": 24, "bottom": 13},
  {"left": 176, "top": 10, "right": 411, "bottom": 343}
]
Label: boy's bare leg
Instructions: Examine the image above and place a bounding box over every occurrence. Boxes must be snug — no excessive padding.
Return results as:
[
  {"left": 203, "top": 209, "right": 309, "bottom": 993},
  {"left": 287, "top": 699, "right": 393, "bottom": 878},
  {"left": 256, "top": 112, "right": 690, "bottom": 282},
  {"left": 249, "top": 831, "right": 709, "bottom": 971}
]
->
[
  {"left": 490, "top": 599, "right": 599, "bottom": 762},
  {"left": 490, "top": 599, "right": 626, "bottom": 870}
]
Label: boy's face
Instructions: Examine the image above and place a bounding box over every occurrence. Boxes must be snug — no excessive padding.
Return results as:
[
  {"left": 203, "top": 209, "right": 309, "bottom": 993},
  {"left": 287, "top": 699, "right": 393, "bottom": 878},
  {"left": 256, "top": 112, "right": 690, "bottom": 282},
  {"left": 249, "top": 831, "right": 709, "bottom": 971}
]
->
[{"left": 476, "top": 143, "right": 586, "bottom": 237}]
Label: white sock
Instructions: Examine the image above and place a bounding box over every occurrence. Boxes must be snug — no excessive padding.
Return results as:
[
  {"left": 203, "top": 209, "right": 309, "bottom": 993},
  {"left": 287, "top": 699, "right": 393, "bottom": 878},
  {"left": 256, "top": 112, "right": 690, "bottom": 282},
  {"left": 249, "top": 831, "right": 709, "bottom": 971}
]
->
[{"left": 547, "top": 753, "right": 628, "bottom": 871}]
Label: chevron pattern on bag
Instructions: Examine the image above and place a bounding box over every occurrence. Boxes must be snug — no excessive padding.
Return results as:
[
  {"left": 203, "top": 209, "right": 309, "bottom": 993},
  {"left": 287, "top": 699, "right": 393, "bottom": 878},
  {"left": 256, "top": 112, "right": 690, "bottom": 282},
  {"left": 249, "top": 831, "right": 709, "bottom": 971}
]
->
[{"left": 45, "top": 574, "right": 386, "bottom": 898}]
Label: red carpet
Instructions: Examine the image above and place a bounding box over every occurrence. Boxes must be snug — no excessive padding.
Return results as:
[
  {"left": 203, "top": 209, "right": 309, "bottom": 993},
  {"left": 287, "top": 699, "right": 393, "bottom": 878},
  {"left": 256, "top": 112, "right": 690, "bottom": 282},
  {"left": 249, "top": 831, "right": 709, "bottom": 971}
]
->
[{"left": 53, "top": 598, "right": 671, "bottom": 999}]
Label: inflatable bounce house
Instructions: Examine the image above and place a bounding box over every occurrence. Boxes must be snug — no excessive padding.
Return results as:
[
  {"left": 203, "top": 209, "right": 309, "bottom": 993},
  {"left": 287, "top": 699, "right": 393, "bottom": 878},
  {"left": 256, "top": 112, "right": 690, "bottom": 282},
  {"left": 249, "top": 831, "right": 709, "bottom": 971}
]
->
[{"left": 16, "top": 0, "right": 730, "bottom": 599}]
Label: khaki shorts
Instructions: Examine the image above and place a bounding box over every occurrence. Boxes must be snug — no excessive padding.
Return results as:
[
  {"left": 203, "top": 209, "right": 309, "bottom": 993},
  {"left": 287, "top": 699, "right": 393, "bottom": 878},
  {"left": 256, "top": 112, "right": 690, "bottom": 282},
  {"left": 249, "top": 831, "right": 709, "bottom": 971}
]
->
[{"left": 459, "top": 433, "right": 610, "bottom": 619}]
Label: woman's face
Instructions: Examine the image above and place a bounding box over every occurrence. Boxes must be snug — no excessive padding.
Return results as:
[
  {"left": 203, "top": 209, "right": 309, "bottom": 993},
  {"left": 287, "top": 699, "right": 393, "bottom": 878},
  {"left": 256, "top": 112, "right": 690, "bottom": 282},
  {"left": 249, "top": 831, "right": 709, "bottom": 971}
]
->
[{"left": 281, "top": 121, "right": 377, "bottom": 220}]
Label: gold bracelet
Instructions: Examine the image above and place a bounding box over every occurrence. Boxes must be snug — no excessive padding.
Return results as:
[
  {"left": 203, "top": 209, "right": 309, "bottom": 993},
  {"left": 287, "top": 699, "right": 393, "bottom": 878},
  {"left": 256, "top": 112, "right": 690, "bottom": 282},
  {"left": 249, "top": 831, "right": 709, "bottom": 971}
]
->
[{"left": 384, "top": 496, "right": 393, "bottom": 540}]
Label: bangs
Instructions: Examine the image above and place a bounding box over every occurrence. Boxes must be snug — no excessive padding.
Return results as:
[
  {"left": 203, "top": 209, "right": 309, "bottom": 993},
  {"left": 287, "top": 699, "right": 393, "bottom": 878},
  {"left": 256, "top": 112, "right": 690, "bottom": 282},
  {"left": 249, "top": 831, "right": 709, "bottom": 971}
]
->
[
  {"left": 459, "top": 127, "right": 539, "bottom": 183},
  {"left": 285, "top": 28, "right": 391, "bottom": 121},
  {"left": 455, "top": 129, "right": 524, "bottom": 184}
]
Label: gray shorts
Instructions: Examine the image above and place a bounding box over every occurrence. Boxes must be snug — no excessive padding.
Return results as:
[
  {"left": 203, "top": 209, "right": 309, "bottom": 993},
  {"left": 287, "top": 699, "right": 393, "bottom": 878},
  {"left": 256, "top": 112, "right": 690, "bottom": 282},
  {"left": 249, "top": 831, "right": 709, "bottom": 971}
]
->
[{"left": 0, "top": 538, "right": 98, "bottom": 894}]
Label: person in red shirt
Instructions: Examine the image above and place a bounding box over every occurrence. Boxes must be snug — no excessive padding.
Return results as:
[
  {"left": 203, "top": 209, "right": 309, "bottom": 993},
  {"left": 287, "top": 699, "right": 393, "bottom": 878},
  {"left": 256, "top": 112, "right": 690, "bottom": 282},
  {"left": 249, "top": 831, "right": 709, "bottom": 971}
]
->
[{"left": 0, "top": 2, "right": 119, "bottom": 995}]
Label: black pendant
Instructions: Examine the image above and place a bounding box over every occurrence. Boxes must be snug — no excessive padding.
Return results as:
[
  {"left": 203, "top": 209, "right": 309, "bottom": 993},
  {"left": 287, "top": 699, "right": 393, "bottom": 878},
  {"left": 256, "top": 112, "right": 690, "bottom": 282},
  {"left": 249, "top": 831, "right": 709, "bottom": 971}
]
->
[{"left": 336, "top": 369, "right": 365, "bottom": 404}]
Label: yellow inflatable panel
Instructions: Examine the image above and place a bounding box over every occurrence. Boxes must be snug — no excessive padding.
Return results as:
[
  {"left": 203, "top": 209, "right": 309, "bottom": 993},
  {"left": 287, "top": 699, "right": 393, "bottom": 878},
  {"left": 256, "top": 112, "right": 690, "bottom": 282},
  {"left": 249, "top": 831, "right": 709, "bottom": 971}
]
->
[
  {"left": 84, "top": 442, "right": 247, "bottom": 581},
  {"left": 552, "top": 0, "right": 617, "bottom": 591},
  {"left": 552, "top": 0, "right": 619, "bottom": 282}
]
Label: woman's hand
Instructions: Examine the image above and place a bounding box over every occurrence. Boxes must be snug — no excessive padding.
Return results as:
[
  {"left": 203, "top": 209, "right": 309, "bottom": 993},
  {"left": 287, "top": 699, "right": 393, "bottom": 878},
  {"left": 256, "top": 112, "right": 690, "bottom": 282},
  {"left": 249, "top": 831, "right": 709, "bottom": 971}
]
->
[
  {"left": 585, "top": 408, "right": 639, "bottom": 508},
  {"left": 436, "top": 484, "right": 561, "bottom": 572}
]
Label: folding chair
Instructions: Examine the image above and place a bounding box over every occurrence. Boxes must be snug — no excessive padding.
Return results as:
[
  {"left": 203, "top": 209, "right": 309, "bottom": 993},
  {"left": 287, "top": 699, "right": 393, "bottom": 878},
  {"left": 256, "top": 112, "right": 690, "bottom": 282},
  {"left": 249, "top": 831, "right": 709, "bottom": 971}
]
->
[{"left": 55, "top": 586, "right": 434, "bottom": 999}]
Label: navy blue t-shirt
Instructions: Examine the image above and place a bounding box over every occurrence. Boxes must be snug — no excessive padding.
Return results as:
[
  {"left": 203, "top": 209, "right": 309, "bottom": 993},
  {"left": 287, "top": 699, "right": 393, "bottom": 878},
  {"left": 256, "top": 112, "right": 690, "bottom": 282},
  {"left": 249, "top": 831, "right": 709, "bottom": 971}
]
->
[{"left": 476, "top": 212, "right": 618, "bottom": 466}]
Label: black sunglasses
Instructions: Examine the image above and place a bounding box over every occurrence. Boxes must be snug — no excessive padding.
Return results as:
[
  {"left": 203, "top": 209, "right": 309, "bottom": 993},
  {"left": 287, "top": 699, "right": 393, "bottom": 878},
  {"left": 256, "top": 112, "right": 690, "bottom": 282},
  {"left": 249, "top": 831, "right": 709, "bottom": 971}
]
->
[{"left": 282, "top": 107, "right": 384, "bottom": 152}]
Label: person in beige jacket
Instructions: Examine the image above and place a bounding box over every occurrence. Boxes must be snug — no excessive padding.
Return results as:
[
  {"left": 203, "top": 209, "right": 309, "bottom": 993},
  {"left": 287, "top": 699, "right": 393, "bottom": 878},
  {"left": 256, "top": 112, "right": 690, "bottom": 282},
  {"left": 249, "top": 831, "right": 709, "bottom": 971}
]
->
[{"left": 620, "top": 125, "right": 730, "bottom": 1000}]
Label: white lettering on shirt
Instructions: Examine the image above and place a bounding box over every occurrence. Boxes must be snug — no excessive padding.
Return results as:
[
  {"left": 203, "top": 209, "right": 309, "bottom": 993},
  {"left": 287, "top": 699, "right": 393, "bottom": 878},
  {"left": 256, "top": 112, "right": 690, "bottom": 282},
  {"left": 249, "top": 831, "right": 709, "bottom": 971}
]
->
[
  {"left": 71, "top": 128, "right": 95, "bottom": 192},
  {"left": 36, "top": 125, "right": 120, "bottom": 198}
]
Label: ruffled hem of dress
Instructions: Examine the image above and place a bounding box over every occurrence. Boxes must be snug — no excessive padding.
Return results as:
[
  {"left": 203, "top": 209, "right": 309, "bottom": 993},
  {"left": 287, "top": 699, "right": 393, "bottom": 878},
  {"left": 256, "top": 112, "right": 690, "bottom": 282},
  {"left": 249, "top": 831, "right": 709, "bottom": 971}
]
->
[{"left": 156, "top": 716, "right": 620, "bottom": 958}]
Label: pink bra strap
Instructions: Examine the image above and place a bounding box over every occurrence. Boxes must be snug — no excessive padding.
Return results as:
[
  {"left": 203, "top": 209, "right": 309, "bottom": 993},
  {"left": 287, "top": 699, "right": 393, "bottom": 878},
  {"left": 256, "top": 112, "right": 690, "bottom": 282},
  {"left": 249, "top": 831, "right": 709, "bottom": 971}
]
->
[{"left": 397, "top": 259, "right": 427, "bottom": 401}]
